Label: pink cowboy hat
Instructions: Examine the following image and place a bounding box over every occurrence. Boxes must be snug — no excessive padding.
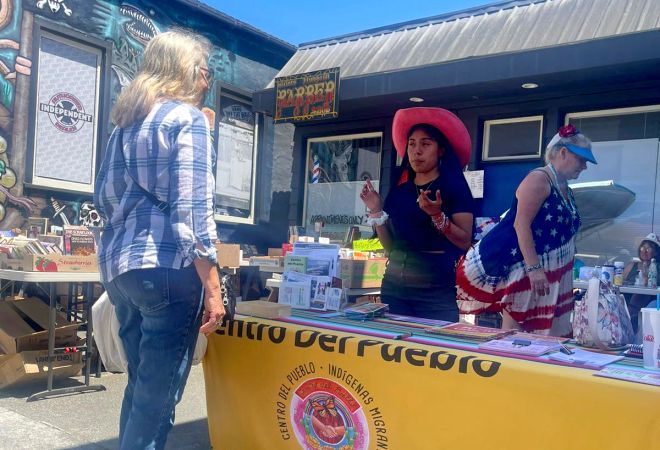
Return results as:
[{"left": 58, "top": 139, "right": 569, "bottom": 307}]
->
[{"left": 392, "top": 107, "right": 472, "bottom": 167}]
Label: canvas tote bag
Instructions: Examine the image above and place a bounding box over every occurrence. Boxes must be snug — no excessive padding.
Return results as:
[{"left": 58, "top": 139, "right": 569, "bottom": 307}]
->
[{"left": 573, "top": 277, "right": 635, "bottom": 349}]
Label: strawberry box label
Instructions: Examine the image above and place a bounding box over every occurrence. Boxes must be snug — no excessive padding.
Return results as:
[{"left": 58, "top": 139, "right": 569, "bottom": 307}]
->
[{"left": 2, "top": 255, "right": 98, "bottom": 272}]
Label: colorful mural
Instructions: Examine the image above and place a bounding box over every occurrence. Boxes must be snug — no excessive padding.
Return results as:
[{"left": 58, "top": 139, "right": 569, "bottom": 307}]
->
[{"left": 0, "top": 0, "right": 286, "bottom": 229}]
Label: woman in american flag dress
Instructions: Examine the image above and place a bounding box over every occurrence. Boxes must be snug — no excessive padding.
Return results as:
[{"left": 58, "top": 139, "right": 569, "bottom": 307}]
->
[{"left": 456, "top": 125, "right": 596, "bottom": 336}]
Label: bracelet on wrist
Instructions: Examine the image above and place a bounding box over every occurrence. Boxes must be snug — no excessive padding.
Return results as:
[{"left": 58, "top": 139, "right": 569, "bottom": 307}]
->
[
  {"left": 525, "top": 262, "right": 543, "bottom": 273},
  {"left": 364, "top": 210, "right": 389, "bottom": 227},
  {"left": 431, "top": 212, "right": 449, "bottom": 233}
]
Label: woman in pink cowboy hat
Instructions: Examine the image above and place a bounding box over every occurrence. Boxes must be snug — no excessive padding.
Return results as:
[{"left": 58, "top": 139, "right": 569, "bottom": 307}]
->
[
  {"left": 456, "top": 125, "right": 596, "bottom": 336},
  {"left": 359, "top": 107, "right": 474, "bottom": 321}
]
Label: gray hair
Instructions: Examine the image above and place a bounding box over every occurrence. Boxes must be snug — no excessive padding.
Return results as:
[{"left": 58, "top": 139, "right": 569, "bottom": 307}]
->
[
  {"left": 112, "top": 29, "right": 212, "bottom": 127},
  {"left": 544, "top": 131, "right": 592, "bottom": 164}
]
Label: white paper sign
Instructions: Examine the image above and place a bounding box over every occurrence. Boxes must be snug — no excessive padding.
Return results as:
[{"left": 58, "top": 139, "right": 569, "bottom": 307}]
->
[
  {"left": 278, "top": 282, "right": 311, "bottom": 309},
  {"left": 325, "top": 288, "right": 343, "bottom": 311},
  {"left": 464, "top": 170, "right": 484, "bottom": 199}
]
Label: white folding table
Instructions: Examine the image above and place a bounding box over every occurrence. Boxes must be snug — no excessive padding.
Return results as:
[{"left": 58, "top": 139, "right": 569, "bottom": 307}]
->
[
  {"left": 572, "top": 280, "right": 660, "bottom": 296},
  {"left": 0, "top": 269, "right": 106, "bottom": 401}
]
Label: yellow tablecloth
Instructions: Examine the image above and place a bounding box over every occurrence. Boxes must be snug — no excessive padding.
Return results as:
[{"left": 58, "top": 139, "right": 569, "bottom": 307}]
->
[{"left": 204, "top": 317, "right": 660, "bottom": 450}]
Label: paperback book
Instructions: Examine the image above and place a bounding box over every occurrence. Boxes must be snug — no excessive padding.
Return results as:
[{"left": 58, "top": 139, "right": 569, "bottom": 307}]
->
[
  {"left": 547, "top": 348, "right": 624, "bottom": 369},
  {"left": 479, "top": 338, "right": 562, "bottom": 356},
  {"left": 63, "top": 225, "right": 96, "bottom": 256},
  {"left": 425, "top": 323, "right": 514, "bottom": 341},
  {"left": 594, "top": 366, "right": 660, "bottom": 387},
  {"left": 343, "top": 302, "right": 389, "bottom": 320},
  {"left": 501, "top": 331, "right": 570, "bottom": 344}
]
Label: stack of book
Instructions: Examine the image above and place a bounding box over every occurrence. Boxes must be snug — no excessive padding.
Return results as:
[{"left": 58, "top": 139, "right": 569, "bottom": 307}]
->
[
  {"left": 343, "top": 302, "right": 389, "bottom": 320},
  {"left": 0, "top": 236, "right": 63, "bottom": 257}
]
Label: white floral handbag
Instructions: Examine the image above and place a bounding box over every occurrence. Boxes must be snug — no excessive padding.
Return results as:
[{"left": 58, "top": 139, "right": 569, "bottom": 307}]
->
[{"left": 573, "top": 278, "right": 635, "bottom": 349}]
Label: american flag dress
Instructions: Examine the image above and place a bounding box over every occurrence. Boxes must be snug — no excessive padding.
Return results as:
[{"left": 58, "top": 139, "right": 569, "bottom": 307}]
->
[{"left": 456, "top": 171, "right": 580, "bottom": 336}]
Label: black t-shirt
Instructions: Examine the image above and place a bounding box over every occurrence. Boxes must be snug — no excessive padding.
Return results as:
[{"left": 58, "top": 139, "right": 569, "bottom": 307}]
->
[{"left": 384, "top": 167, "right": 474, "bottom": 253}]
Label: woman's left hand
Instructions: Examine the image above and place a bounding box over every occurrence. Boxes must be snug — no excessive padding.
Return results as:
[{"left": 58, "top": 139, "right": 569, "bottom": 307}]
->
[
  {"left": 200, "top": 294, "right": 226, "bottom": 335},
  {"left": 418, "top": 189, "right": 443, "bottom": 216}
]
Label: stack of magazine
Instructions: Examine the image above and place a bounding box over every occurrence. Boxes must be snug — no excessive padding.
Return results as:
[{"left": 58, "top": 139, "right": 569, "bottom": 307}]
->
[
  {"left": 278, "top": 242, "right": 342, "bottom": 311},
  {"left": 343, "top": 303, "right": 389, "bottom": 320}
]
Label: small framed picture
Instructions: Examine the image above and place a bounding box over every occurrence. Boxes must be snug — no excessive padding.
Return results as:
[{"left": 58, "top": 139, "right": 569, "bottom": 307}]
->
[{"left": 27, "top": 217, "right": 49, "bottom": 239}]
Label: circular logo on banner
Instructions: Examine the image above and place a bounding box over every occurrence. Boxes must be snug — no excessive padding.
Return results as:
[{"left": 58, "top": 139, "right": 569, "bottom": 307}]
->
[
  {"left": 40, "top": 92, "right": 93, "bottom": 133},
  {"left": 291, "top": 378, "right": 369, "bottom": 450}
]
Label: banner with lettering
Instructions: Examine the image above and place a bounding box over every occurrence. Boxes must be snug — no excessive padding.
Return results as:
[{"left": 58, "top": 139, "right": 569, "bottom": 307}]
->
[
  {"left": 204, "top": 318, "right": 658, "bottom": 450},
  {"left": 274, "top": 68, "right": 340, "bottom": 123}
]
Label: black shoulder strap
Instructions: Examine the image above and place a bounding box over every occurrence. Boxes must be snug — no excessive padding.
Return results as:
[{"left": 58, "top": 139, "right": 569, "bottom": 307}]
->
[{"left": 118, "top": 128, "right": 170, "bottom": 214}]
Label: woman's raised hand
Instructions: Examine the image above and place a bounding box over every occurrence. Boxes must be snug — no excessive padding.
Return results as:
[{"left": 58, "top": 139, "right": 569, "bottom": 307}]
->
[
  {"left": 359, "top": 179, "right": 382, "bottom": 212},
  {"left": 418, "top": 189, "right": 443, "bottom": 217}
]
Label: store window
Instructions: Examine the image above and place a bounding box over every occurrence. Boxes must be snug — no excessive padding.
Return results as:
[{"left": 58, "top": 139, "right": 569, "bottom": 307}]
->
[
  {"left": 304, "top": 133, "right": 382, "bottom": 242},
  {"left": 482, "top": 116, "right": 544, "bottom": 161},
  {"left": 213, "top": 84, "right": 258, "bottom": 224},
  {"left": 566, "top": 105, "right": 660, "bottom": 264},
  {"left": 27, "top": 27, "right": 108, "bottom": 193}
]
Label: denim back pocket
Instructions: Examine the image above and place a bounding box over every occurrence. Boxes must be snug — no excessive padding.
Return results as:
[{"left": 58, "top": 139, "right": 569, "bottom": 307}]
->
[{"left": 123, "top": 268, "right": 170, "bottom": 313}]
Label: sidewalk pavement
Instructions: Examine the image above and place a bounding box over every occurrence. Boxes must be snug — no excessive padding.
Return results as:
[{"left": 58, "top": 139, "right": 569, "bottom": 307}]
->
[{"left": 0, "top": 365, "right": 210, "bottom": 450}]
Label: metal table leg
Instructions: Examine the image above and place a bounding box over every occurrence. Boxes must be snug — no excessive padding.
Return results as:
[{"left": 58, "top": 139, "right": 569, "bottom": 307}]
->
[{"left": 27, "top": 281, "right": 105, "bottom": 402}]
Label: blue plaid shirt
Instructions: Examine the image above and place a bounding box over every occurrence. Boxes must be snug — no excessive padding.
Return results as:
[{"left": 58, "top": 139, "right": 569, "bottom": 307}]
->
[{"left": 94, "top": 101, "right": 218, "bottom": 283}]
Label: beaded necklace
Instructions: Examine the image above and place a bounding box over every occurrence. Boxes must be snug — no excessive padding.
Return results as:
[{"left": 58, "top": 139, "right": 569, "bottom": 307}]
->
[{"left": 547, "top": 163, "right": 577, "bottom": 215}]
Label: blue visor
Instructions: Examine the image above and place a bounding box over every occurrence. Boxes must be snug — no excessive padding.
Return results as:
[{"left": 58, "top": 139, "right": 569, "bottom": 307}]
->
[{"left": 565, "top": 143, "right": 597, "bottom": 164}]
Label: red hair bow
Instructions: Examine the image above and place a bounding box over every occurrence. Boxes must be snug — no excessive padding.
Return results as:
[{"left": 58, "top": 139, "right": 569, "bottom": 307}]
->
[{"left": 558, "top": 124, "right": 579, "bottom": 138}]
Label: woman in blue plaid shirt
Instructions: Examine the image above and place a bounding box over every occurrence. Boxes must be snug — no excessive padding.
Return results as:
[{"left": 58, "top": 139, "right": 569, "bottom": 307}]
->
[{"left": 94, "top": 29, "right": 223, "bottom": 450}]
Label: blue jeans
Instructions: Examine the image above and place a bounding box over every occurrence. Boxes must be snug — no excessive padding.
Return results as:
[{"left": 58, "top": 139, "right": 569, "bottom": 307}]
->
[{"left": 104, "top": 266, "right": 203, "bottom": 450}]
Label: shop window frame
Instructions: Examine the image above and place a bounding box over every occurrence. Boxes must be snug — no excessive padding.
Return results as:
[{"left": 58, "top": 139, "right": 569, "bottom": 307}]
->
[
  {"left": 482, "top": 115, "right": 544, "bottom": 162},
  {"left": 302, "top": 131, "right": 383, "bottom": 232},
  {"left": 565, "top": 104, "right": 660, "bottom": 261},
  {"left": 212, "top": 82, "right": 259, "bottom": 225},
  {"left": 565, "top": 104, "right": 660, "bottom": 127}
]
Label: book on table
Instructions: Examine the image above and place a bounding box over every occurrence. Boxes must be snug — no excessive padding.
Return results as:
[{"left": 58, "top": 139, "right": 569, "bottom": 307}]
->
[
  {"left": 62, "top": 225, "right": 96, "bottom": 256},
  {"left": 593, "top": 366, "right": 660, "bottom": 386},
  {"left": 478, "top": 339, "right": 562, "bottom": 356},
  {"left": 424, "top": 323, "right": 514, "bottom": 341},
  {"left": 501, "top": 331, "right": 570, "bottom": 344},
  {"left": 343, "top": 302, "right": 389, "bottom": 320},
  {"left": 547, "top": 348, "right": 624, "bottom": 368}
]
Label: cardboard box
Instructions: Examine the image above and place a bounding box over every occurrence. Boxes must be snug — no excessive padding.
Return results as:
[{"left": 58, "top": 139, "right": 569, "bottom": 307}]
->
[
  {"left": 0, "top": 350, "right": 83, "bottom": 389},
  {"left": 267, "top": 248, "right": 283, "bottom": 257},
  {"left": 339, "top": 258, "right": 387, "bottom": 288},
  {"left": 215, "top": 243, "right": 241, "bottom": 268},
  {"left": 0, "top": 254, "right": 98, "bottom": 272},
  {"left": 249, "top": 256, "right": 284, "bottom": 270},
  {"left": 0, "top": 298, "right": 78, "bottom": 354},
  {"left": 236, "top": 300, "right": 291, "bottom": 319}
]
